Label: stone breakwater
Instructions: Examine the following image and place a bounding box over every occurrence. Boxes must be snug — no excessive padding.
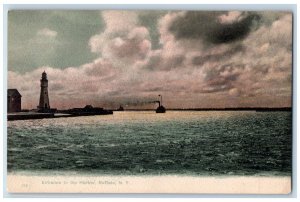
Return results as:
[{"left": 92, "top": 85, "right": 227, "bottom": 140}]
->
[{"left": 8, "top": 111, "right": 113, "bottom": 121}]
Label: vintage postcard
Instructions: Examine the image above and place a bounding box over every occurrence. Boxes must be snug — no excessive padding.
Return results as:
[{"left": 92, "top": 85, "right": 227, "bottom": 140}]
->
[{"left": 6, "top": 9, "right": 292, "bottom": 194}]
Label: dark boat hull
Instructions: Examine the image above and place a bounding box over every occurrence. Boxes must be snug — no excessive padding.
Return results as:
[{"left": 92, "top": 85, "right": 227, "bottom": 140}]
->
[
  {"left": 68, "top": 110, "right": 113, "bottom": 116},
  {"left": 156, "top": 106, "right": 166, "bottom": 113}
]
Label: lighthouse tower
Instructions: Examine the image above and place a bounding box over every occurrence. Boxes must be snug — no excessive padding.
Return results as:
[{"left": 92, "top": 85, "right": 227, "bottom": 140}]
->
[{"left": 38, "top": 71, "right": 50, "bottom": 110}]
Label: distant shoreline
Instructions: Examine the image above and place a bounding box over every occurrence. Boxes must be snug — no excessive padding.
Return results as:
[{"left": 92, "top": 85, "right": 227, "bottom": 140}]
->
[
  {"left": 18, "top": 107, "right": 292, "bottom": 112},
  {"left": 120, "top": 107, "right": 292, "bottom": 112}
]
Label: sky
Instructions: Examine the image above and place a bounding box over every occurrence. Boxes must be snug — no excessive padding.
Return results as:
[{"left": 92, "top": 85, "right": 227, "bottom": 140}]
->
[{"left": 8, "top": 10, "right": 292, "bottom": 109}]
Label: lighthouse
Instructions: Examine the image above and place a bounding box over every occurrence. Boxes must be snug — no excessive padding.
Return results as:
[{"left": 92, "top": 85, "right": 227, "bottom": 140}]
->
[{"left": 38, "top": 71, "right": 50, "bottom": 111}]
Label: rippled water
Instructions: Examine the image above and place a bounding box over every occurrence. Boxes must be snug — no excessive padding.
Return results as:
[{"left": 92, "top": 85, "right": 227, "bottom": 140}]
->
[{"left": 7, "top": 111, "right": 292, "bottom": 176}]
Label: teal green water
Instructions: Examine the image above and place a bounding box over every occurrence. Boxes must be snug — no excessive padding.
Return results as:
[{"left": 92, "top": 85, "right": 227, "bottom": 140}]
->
[{"left": 7, "top": 111, "right": 292, "bottom": 176}]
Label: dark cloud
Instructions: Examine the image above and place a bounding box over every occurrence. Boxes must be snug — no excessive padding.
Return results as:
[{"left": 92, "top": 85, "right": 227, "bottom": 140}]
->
[
  {"left": 169, "top": 11, "right": 261, "bottom": 44},
  {"left": 210, "top": 13, "right": 261, "bottom": 44}
]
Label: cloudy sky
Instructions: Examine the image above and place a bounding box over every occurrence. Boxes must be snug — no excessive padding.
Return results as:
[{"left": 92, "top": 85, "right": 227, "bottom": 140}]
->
[{"left": 8, "top": 10, "right": 292, "bottom": 109}]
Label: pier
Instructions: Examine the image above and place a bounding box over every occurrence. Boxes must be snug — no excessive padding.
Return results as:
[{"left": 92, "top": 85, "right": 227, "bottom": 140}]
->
[
  {"left": 7, "top": 110, "right": 113, "bottom": 121},
  {"left": 8, "top": 112, "right": 55, "bottom": 121}
]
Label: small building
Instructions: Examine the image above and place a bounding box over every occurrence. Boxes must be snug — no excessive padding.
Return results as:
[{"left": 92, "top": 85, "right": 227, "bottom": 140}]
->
[{"left": 7, "top": 89, "right": 22, "bottom": 112}]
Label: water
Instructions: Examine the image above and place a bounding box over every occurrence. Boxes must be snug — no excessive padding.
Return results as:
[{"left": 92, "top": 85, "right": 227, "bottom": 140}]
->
[{"left": 7, "top": 111, "right": 292, "bottom": 176}]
